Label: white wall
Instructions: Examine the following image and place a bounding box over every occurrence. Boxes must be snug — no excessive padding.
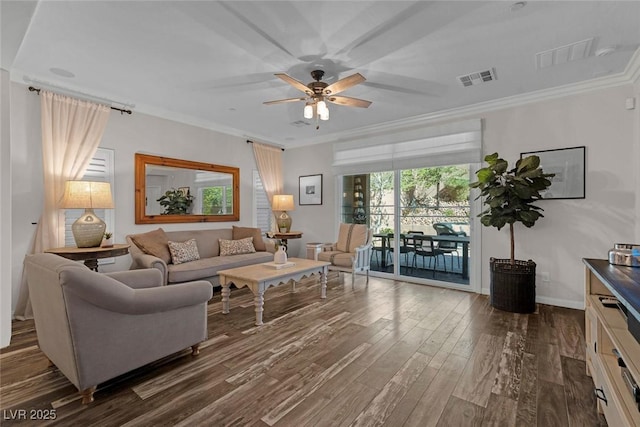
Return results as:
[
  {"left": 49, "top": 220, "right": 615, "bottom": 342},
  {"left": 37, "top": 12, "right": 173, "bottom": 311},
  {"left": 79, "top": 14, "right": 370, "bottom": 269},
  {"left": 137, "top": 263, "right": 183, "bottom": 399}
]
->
[
  {"left": 1, "top": 69, "right": 12, "bottom": 347},
  {"left": 9, "top": 81, "right": 261, "bottom": 315},
  {"left": 282, "top": 142, "right": 337, "bottom": 258},
  {"left": 480, "top": 85, "right": 636, "bottom": 307},
  {"left": 6, "top": 80, "right": 638, "bottom": 326},
  {"left": 286, "top": 84, "right": 638, "bottom": 309}
]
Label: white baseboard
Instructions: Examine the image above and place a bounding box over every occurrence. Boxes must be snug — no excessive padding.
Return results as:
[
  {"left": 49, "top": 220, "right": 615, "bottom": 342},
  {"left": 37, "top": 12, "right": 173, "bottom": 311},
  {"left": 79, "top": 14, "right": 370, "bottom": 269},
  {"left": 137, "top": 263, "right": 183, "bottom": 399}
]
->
[
  {"left": 535, "top": 296, "right": 584, "bottom": 310},
  {"left": 481, "top": 287, "right": 584, "bottom": 310}
]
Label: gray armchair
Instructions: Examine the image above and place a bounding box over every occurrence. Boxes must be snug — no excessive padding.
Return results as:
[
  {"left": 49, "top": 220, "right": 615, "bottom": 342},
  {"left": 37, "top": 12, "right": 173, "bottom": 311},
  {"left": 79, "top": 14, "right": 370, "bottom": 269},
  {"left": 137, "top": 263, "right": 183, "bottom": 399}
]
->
[{"left": 24, "top": 253, "right": 213, "bottom": 404}]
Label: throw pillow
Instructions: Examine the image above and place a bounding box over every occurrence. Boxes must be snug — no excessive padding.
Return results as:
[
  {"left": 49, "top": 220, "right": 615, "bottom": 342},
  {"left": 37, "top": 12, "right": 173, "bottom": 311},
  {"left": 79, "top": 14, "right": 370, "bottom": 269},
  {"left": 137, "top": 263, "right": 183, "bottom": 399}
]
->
[
  {"left": 232, "top": 226, "right": 266, "bottom": 251},
  {"left": 130, "top": 228, "right": 171, "bottom": 264},
  {"left": 167, "top": 239, "right": 200, "bottom": 265},
  {"left": 219, "top": 237, "right": 256, "bottom": 256}
]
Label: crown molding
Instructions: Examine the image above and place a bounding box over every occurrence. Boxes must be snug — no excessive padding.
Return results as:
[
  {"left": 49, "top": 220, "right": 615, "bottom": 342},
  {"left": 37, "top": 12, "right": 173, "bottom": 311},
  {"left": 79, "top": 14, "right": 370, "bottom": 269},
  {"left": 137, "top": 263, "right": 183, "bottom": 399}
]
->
[
  {"left": 627, "top": 45, "right": 640, "bottom": 86},
  {"left": 13, "top": 71, "right": 284, "bottom": 147},
  {"left": 313, "top": 68, "right": 636, "bottom": 146},
  {"left": 118, "top": 101, "right": 284, "bottom": 147}
]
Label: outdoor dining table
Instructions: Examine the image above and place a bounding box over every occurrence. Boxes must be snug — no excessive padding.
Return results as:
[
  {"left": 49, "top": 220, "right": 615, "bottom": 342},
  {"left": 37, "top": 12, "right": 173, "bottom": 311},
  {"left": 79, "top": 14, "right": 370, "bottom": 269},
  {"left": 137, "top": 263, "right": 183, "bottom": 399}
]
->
[{"left": 373, "top": 233, "right": 470, "bottom": 279}]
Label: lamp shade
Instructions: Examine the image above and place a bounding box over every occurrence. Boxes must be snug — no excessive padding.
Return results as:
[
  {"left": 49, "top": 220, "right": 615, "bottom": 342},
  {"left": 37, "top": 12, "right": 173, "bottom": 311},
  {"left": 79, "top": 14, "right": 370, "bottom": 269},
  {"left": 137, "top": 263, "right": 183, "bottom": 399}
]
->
[
  {"left": 303, "top": 103, "right": 314, "bottom": 119},
  {"left": 60, "top": 181, "right": 114, "bottom": 209},
  {"left": 272, "top": 194, "right": 294, "bottom": 211}
]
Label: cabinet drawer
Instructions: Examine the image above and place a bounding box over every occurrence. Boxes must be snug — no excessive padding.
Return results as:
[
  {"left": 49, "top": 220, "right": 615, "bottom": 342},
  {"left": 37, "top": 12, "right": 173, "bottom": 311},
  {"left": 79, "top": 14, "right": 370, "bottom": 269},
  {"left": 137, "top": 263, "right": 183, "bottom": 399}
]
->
[{"left": 592, "top": 357, "right": 631, "bottom": 427}]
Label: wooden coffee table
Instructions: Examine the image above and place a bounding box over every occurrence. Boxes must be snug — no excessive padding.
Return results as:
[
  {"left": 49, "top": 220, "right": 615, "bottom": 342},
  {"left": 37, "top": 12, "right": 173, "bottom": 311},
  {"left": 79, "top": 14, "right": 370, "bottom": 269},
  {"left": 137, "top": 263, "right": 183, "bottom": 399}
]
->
[{"left": 218, "top": 258, "right": 330, "bottom": 326}]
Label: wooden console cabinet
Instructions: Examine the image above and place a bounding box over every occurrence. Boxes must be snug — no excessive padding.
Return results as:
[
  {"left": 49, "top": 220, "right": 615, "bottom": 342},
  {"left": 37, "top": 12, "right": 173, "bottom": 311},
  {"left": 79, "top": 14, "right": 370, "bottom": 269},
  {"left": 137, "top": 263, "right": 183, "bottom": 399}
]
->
[{"left": 584, "top": 259, "right": 640, "bottom": 426}]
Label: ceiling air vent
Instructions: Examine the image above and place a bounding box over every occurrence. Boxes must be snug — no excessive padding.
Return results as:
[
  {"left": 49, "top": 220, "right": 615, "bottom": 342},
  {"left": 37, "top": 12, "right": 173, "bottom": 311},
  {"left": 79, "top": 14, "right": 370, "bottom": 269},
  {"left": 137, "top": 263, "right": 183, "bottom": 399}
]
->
[
  {"left": 536, "top": 38, "right": 594, "bottom": 69},
  {"left": 458, "top": 68, "right": 497, "bottom": 87}
]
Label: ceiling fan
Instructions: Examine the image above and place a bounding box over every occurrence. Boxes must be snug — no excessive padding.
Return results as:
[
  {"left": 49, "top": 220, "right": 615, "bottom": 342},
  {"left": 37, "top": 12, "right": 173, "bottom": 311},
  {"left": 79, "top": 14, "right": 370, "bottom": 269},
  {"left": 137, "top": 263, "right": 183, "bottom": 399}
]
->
[{"left": 264, "top": 70, "right": 372, "bottom": 128}]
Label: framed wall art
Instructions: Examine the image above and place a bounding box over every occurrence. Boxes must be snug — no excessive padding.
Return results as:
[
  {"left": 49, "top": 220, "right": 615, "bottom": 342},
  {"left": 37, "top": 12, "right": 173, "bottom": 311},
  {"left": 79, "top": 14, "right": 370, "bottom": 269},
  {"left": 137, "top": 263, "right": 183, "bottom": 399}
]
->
[
  {"left": 520, "top": 146, "right": 585, "bottom": 199},
  {"left": 299, "top": 174, "right": 323, "bottom": 205}
]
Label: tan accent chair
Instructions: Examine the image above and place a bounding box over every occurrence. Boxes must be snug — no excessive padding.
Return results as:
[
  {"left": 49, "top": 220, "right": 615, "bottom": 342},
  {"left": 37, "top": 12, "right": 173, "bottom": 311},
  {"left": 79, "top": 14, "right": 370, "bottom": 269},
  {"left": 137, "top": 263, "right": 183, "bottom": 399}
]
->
[
  {"left": 318, "top": 223, "right": 373, "bottom": 285},
  {"left": 24, "top": 253, "right": 213, "bottom": 404}
]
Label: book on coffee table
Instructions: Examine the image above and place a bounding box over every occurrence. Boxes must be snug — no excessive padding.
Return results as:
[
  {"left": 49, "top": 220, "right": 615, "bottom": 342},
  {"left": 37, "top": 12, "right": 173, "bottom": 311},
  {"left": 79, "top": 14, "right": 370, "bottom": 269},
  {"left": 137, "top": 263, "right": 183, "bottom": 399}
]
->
[{"left": 262, "top": 261, "right": 296, "bottom": 269}]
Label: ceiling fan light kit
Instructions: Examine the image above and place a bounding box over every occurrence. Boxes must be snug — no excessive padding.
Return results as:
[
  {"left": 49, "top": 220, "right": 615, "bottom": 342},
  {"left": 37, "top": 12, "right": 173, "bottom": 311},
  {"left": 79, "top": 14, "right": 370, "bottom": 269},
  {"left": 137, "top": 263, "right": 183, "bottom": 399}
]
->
[{"left": 265, "top": 69, "right": 371, "bottom": 129}]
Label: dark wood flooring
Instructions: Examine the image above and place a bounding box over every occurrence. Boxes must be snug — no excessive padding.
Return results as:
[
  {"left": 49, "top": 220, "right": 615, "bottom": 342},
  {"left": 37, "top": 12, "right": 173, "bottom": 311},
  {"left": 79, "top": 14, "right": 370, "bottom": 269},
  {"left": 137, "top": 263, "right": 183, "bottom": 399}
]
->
[{"left": 1, "top": 273, "right": 606, "bottom": 426}]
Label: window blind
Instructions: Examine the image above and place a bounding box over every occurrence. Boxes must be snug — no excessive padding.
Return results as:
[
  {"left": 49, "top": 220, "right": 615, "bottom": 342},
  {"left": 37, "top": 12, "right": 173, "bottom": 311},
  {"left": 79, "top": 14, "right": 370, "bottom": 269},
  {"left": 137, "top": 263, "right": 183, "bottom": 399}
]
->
[
  {"left": 333, "top": 118, "right": 482, "bottom": 174},
  {"left": 253, "top": 170, "right": 272, "bottom": 234}
]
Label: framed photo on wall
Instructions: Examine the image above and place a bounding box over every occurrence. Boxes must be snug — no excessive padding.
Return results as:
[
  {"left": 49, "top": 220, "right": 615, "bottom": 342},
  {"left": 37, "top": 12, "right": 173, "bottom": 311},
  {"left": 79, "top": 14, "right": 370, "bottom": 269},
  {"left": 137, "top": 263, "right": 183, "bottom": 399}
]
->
[
  {"left": 520, "top": 146, "right": 585, "bottom": 199},
  {"left": 299, "top": 174, "right": 323, "bottom": 205}
]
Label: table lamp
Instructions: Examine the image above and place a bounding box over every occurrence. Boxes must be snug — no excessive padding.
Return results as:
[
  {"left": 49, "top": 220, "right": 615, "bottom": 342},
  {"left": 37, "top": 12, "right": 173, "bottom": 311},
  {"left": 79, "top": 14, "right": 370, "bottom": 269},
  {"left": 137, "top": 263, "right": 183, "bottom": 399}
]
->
[
  {"left": 60, "top": 181, "right": 114, "bottom": 248},
  {"left": 272, "top": 194, "right": 294, "bottom": 233}
]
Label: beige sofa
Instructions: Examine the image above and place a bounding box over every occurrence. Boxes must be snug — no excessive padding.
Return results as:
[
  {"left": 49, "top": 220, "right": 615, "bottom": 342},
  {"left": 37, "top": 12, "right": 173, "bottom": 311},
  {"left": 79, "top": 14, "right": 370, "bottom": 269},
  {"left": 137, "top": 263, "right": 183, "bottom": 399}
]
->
[
  {"left": 126, "top": 226, "right": 275, "bottom": 286},
  {"left": 24, "top": 253, "right": 212, "bottom": 404}
]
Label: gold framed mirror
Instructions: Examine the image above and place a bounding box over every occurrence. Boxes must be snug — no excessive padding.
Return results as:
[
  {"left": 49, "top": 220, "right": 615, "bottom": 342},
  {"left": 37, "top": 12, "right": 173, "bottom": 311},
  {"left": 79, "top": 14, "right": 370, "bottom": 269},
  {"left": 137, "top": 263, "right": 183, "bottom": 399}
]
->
[{"left": 135, "top": 153, "right": 240, "bottom": 224}]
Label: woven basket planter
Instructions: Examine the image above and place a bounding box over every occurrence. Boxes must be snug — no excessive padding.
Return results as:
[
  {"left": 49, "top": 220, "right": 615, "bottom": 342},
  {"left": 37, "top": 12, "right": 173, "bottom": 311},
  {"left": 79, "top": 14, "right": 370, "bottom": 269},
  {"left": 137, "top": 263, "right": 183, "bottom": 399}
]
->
[{"left": 490, "top": 258, "right": 536, "bottom": 313}]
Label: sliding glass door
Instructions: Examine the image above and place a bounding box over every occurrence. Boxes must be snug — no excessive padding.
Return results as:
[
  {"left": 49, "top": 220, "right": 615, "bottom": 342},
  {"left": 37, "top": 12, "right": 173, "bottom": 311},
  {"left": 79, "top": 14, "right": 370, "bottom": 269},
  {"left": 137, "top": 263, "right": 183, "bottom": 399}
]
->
[{"left": 341, "top": 164, "right": 477, "bottom": 290}]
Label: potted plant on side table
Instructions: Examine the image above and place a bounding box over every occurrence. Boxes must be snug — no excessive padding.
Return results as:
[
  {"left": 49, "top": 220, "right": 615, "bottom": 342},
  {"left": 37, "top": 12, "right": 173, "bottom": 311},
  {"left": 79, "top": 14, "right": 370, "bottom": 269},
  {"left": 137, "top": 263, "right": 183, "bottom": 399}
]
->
[{"left": 470, "top": 153, "right": 554, "bottom": 313}]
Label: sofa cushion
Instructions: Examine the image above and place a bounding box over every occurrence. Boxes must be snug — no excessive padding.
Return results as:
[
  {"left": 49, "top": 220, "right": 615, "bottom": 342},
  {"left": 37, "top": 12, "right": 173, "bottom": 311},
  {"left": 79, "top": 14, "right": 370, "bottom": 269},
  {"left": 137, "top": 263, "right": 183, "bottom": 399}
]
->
[
  {"left": 167, "top": 239, "right": 200, "bottom": 265},
  {"left": 219, "top": 237, "right": 256, "bottom": 256},
  {"left": 232, "top": 226, "right": 266, "bottom": 251},
  {"left": 336, "top": 223, "right": 369, "bottom": 253},
  {"left": 164, "top": 229, "right": 232, "bottom": 258},
  {"left": 318, "top": 251, "right": 354, "bottom": 268},
  {"left": 167, "top": 252, "right": 273, "bottom": 284},
  {"left": 130, "top": 228, "right": 171, "bottom": 264}
]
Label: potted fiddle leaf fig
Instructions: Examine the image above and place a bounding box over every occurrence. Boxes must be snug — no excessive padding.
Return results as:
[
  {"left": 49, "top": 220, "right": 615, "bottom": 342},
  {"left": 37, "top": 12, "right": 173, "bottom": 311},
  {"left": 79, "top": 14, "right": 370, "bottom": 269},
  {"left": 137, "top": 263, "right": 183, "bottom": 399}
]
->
[
  {"left": 470, "top": 153, "right": 554, "bottom": 313},
  {"left": 157, "top": 188, "right": 194, "bottom": 215}
]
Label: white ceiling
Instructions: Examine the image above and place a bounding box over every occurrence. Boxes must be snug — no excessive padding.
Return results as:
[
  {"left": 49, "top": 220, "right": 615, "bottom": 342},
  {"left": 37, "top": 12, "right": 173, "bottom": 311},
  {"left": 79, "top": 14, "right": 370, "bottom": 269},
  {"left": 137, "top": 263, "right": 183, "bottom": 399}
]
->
[{"left": 3, "top": 1, "right": 640, "bottom": 148}]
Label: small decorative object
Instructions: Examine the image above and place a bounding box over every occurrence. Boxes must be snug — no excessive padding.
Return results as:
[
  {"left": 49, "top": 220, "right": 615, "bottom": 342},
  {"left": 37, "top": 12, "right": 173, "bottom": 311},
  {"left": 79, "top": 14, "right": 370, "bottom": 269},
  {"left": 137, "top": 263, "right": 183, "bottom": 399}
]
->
[
  {"left": 299, "top": 174, "right": 323, "bottom": 205},
  {"left": 470, "top": 153, "right": 555, "bottom": 313},
  {"left": 264, "top": 261, "right": 296, "bottom": 269},
  {"left": 157, "top": 188, "right": 194, "bottom": 215},
  {"left": 274, "top": 245, "right": 288, "bottom": 264},
  {"left": 102, "top": 232, "right": 113, "bottom": 248},
  {"left": 608, "top": 243, "right": 640, "bottom": 267}
]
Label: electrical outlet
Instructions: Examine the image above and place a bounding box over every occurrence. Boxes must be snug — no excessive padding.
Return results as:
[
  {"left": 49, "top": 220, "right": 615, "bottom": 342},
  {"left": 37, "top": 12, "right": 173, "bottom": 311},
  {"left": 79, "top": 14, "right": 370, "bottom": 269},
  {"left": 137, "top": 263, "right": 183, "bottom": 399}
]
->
[{"left": 541, "top": 272, "right": 550, "bottom": 282}]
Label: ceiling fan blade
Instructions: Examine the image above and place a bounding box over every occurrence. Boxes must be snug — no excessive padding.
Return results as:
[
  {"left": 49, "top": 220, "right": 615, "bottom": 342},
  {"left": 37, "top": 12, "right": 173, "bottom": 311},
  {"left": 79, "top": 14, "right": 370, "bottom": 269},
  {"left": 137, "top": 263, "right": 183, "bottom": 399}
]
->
[
  {"left": 263, "top": 97, "right": 307, "bottom": 105},
  {"left": 323, "top": 73, "right": 366, "bottom": 95},
  {"left": 275, "top": 73, "right": 312, "bottom": 94},
  {"left": 327, "top": 95, "right": 372, "bottom": 108}
]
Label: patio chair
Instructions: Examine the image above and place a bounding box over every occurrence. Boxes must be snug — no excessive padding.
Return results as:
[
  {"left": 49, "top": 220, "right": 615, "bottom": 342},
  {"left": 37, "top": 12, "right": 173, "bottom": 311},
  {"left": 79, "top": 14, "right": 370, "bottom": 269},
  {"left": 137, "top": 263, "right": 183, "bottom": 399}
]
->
[
  {"left": 371, "top": 234, "right": 391, "bottom": 268},
  {"left": 412, "top": 235, "right": 447, "bottom": 277},
  {"left": 433, "top": 223, "right": 464, "bottom": 270},
  {"left": 388, "top": 233, "right": 414, "bottom": 268}
]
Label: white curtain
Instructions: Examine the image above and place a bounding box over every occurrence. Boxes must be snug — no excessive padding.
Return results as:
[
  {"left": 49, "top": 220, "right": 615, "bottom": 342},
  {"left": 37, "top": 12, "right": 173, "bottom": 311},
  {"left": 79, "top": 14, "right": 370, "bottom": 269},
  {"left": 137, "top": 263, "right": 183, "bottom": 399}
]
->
[
  {"left": 14, "top": 91, "right": 110, "bottom": 319},
  {"left": 252, "top": 142, "right": 283, "bottom": 230}
]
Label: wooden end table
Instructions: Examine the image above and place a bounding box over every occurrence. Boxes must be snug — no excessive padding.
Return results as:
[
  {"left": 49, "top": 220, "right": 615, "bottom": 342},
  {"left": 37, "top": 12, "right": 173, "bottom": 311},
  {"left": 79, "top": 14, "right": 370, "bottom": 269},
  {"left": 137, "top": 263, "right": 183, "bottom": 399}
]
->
[
  {"left": 266, "top": 231, "right": 303, "bottom": 250},
  {"left": 45, "top": 244, "right": 130, "bottom": 271}
]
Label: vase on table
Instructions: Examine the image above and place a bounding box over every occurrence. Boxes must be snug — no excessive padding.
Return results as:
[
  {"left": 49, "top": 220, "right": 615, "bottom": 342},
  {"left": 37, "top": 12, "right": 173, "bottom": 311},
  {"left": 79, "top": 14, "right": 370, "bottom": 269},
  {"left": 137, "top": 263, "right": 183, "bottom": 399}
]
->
[{"left": 274, "top": 246, "right": 287, "bottom": 264}]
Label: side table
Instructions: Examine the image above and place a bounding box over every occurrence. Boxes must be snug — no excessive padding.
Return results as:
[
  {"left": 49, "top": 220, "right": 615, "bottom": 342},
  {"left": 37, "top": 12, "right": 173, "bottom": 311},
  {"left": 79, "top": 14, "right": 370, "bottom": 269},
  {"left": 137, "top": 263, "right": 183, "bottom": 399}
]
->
[
  {"left": 266, "top": 231, "right": 303, "bottom": 251},
  {"left": 45, "top": 244, "right": 130, "bottom": 271}
]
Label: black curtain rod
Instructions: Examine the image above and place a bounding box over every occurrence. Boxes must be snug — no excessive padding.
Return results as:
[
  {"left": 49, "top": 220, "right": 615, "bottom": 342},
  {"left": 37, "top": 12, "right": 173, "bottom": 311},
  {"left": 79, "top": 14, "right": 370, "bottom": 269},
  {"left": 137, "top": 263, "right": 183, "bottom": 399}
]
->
[
  {"left": 28, "top": 86, "right": 132, "bottom": 115},
  {"left": 246, "top": 139, "right": 284, "bottom": 151}
]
